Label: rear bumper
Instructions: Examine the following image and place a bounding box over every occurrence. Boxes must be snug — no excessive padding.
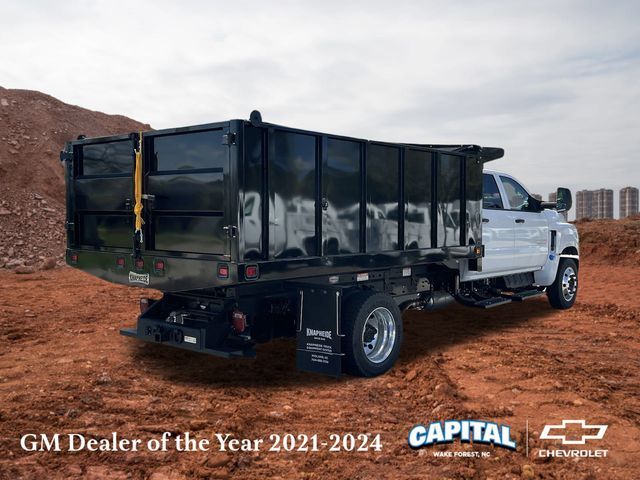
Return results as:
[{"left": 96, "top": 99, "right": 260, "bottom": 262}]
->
[
  {"left": 120, "top": 298, "right": 255, "bottom": 358},
  {"left": 120, "top": 321, "right": 255, "bottom": 358}
]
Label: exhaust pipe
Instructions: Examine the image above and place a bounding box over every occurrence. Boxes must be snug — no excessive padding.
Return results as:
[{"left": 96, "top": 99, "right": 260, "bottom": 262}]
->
[{"left": 402, "top": 291, "right": 454, "bottom": 312}]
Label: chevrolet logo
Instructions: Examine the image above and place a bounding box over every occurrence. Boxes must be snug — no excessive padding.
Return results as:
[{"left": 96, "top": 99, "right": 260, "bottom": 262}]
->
[{"left": 540, "top": 420, "right": 607, "bottom": 445}]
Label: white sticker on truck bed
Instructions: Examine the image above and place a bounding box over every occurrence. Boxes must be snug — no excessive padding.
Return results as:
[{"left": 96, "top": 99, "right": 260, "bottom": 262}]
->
[{"left": 128, "top": 271, "right": 149, "bottom": 285}]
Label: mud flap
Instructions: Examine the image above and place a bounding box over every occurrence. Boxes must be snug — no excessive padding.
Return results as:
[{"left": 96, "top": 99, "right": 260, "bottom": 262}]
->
[{"left": 296, "top": 285, "right": 344, "bottom": 377}]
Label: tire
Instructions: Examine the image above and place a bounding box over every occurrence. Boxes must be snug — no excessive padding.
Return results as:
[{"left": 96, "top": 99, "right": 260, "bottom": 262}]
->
[
  {"left": 341, "top": 291, "right": 403, "bottom": 377},
  {"left": 547, "top": 258, "right": 578, "bottom": 309}
]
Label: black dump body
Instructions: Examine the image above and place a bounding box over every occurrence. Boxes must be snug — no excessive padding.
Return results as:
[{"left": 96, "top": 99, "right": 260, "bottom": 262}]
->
[{"left": 61, "top": 112, "right": 503, "bottom": 293}]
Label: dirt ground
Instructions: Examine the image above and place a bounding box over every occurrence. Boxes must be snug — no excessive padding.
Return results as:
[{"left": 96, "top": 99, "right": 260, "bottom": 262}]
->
[{"left": 0, "top": 259, "right": 638, "bottom": 480}]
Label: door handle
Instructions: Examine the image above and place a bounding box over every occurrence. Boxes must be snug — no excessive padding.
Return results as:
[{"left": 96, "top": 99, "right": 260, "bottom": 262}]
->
[
  {"left": 515, "top": 218, "right": 525, "bottom": 223},
  {"left": 482, "top": 218, "right": 489, "bottom": 223}
]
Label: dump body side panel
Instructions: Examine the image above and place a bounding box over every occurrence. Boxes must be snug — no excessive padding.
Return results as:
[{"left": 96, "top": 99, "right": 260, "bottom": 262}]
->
[
  {"left": 236, "top": 121, "right": 483, "bottom": 284},
  {"left": 65, "top": 119, "right": 486, "bottom": 292}
]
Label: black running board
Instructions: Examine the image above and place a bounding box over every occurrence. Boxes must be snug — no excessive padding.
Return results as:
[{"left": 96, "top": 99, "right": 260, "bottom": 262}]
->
[
  {"left": 472, "top": 297, "right": 513, "bottom": 308},
  {"left": 501, "top": 289, "right": 546, "bottom": 302}
]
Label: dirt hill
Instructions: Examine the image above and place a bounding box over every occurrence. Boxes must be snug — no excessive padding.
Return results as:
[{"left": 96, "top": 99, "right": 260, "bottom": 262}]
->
[
  {"left": 575, "top": 215, "right": 640, "bottom": 266},
  {"left": 0, "top": 87, "right": 150, "bottom": 271}
]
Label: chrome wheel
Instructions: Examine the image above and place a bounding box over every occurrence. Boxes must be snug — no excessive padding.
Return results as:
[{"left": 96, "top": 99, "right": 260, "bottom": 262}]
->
[
  {"left": 562, "top": 266, "right": 578, "bottom": 301},
  {"left": 362, "top": 307, "right": 397, "bottom": 364}
]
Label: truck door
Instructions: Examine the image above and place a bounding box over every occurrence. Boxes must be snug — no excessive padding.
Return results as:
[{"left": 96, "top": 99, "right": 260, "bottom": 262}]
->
[
  {"left": 478, "top": 173, "right": 515, "bottom": 274},
  {"left": 498, "top": 175, "right": 548, "bottom": 269},
  {"left": 143, "top": 126, "right": 231, "bottom": 258}
]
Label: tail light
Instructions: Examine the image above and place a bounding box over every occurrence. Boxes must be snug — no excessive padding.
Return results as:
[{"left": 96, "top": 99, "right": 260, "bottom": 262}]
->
[
  {"left": 116, "top": 257, "right": 125, "bottom": 268},
  {"left": 69, "top": 253, "right": 78, "bottom": 264},
  {"left": 232, "top": 310, "right": 246, "bottom": 333},
  {"left": 217, "top": 263, "right": 229, "bottom": 279},
  {"left": 245, "top": 264, "right": 259, "bottom": 280},
  {"left": 153, "top": 259, "right": 165, "bottom": 274}
]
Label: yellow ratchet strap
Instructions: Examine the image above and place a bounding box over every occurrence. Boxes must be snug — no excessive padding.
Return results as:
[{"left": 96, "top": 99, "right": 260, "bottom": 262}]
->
[{"left": 133, "top": 132, "right": 144, "bottom": 241}]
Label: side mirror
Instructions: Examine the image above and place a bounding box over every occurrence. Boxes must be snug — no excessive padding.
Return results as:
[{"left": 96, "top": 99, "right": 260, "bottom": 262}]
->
[{"left": 556, "top": 187, "right": 572, "bottom": 212}]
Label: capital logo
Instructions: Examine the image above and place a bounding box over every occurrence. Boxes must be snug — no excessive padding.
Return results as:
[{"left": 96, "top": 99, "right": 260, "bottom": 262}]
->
[
  {"left": 408, "top": 420, "right": 516, "bottom": 451},
  {"left": 540, "top": 420, "right": 607, "bottom": 445}
]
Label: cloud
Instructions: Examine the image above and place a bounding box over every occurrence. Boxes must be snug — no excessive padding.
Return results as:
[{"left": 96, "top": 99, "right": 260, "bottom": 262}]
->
[{"left": 0, "top": 0, "right": 639, "bottom": 217}]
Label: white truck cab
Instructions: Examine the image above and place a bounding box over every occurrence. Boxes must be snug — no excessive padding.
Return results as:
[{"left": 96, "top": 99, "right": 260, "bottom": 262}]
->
[{"left": 460, "top": 170, "right": 579, "bottom": 309}]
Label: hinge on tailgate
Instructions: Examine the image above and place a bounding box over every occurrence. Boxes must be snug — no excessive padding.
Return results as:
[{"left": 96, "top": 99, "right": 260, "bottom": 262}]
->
[
  {"left": 59, "top": 150, "right": 72, "bottom": 163},
  {"left": 222, "top": 133, "right": 236, "bottom": 145},
  {"left": 223, "top": 225, "right": 238, "bottom": 238}
]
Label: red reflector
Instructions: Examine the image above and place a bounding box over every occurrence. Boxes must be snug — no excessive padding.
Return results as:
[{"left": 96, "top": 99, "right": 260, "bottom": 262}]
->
[
  {"left": 245, "top": 264, "right": 258, "bottom": 279},
  {"left": 135, "top": 258, "right": 144, "bottom": 269},
  {"left": 154, "top": 260, "right": 164, "bottom": 270},
  {"left": 116, "top": 257, "right": 125, "bottom": 267},
  {"left": 218, "top": 264, "right": 229, "bottom": 278},
  {"left": 70, "top": 253, "right": 78, "bottom": 264},
  {"left": 232, "top": 310, "right": 246, "bottom": 333}
]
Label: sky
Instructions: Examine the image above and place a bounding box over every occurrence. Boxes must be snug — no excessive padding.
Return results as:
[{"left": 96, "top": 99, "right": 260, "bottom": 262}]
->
[{"left": 1, "top": 0, "right": 639, "bottom": 219}]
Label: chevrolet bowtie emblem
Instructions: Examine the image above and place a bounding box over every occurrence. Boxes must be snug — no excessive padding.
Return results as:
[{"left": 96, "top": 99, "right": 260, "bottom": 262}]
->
[{"left": 540, "top": 420, "right": 607, "bottom": 445}]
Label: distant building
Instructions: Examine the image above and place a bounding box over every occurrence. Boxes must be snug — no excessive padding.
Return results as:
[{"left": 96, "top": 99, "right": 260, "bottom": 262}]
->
[
  {"left": 620, "top": 187, "right": 639, "bottom": 218},
  {"left": 592, "top": 189, "right": 613, "bottom": 219},
  {"left": 531, "top": 193, "right": 542, "bottom": 201},
  {"left": 576, "top": 189, "right": 612, "bottom": 219},
  {"left": 576, "top": 190, "right": 593, "bottom": 220}
]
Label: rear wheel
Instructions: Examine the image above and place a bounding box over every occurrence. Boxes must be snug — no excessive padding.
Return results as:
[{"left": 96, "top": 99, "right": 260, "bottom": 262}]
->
[
  {"left": 547, "top": 258, "right": 578, "bottom": 309},
  {"left": 341, "top": 291, "right": 403, "bottom": 377}
]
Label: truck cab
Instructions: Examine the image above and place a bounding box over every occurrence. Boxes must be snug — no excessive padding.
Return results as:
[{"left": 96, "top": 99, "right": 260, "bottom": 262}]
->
[{"left": 460, "top": 169, "right": 579, "bottom": 309}]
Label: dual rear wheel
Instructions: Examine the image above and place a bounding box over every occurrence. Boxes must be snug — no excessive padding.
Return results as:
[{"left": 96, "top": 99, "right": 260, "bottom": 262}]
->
[{"left": 341, "top": 291, "right": 403, "bottom": 377}]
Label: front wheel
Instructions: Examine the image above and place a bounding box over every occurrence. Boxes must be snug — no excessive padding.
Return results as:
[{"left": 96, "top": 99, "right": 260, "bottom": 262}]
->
[
  {"left": 547, "top": 258, "right": 578, "bottom": 309},
  {"left": 341, "top": 291, "right": 403, "bottom": 377}
]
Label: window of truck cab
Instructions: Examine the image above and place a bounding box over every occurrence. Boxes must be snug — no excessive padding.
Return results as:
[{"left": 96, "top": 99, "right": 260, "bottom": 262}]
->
[
  {"left": 499, "top": 175, "right": 534, "bottom": 211},
  {"left": 482, "top": 173, "right": 504, "bottom": 209}
]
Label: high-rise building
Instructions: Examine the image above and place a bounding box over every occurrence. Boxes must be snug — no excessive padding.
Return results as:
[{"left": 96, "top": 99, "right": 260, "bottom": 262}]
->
[
  {"left": 576, "top": 190, "right": 593, "bottom": 220},
  {"left": 592, "top": 189, "right": 613, "bottom": 219},
  {"left": 620, "top": 187, "right": 639, "bottom": 218}
]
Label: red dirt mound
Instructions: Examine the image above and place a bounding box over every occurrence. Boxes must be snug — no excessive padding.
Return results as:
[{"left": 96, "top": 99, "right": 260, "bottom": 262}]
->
[
  {"left": 575, "top": 216, "right": 640, "bottom": 266},
  {"left": 0, "top": 87, "right": 149, "bottom": 271},
  {"left": 0, "top": 87, "right": 150, "bottom": 200}
]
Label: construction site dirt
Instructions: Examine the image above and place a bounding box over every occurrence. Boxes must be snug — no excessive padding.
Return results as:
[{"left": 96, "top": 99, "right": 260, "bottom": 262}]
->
[{"left": 1, "top": 250, "right": 638, "bottom": 479}]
